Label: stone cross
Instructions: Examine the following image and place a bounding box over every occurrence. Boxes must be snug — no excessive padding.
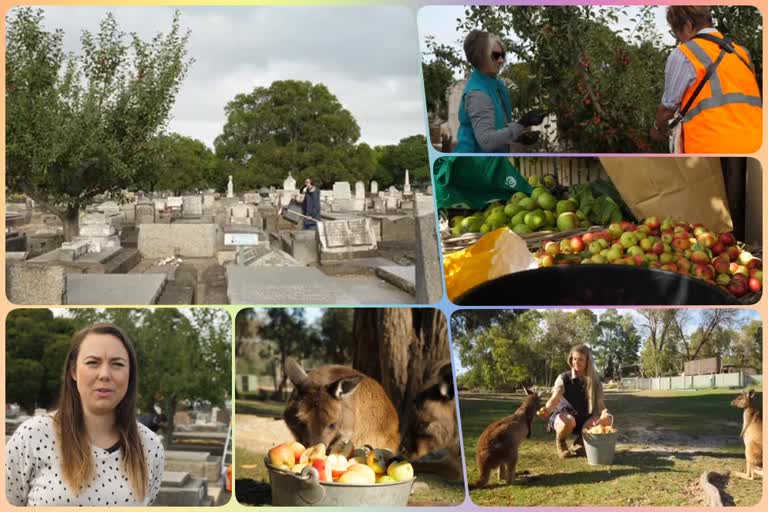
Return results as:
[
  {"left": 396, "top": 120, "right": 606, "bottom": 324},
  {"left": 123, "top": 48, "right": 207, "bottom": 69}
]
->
[{"left": 227, "top": 175, "right": 234, "bottom": 198}]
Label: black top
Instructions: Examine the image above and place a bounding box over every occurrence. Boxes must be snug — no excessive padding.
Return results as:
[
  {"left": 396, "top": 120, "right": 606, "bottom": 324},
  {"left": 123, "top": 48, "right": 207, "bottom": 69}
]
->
[{"left": 560, "top": 371, "right": 589, "bottom": 420}]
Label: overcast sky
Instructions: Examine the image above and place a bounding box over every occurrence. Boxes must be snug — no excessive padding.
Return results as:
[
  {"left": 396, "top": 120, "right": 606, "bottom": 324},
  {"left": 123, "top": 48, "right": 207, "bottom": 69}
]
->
[{"left": 20, "top": 5, "right": 425, "bottom": 149}]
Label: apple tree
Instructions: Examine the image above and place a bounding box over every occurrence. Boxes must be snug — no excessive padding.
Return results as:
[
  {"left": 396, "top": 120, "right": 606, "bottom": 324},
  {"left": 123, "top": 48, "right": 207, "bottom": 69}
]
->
[{"left": 5, "top": 8, "right": 192, "bottom": 240}]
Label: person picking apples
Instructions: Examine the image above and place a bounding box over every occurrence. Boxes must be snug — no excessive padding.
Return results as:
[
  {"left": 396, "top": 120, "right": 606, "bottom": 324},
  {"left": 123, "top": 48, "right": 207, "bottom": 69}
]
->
[{"left": 536, "top": 344, "right": 612, "bottom": 458}]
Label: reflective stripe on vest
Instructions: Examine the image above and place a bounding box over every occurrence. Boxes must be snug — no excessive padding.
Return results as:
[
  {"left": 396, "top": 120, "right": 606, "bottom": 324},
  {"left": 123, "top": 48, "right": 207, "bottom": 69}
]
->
[{"left": 681, "top": 39, "right": 761, "bottom": 123}]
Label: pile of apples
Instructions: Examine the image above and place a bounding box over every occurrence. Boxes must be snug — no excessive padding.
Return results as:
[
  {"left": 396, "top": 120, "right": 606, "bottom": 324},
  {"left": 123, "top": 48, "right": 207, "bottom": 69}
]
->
[
  {"left": 267, "top": 441, "right": 414, "bottom": 485},
  {"left": 586, "top": 424, "right": 618, "bottom": 434},
  {"left": 532, "top": 217, "right": 762, "bottom": 298}
]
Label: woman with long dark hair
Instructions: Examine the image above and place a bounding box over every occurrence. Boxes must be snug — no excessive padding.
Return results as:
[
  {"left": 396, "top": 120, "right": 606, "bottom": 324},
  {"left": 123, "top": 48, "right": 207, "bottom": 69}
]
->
[{"left": 5, "top": 323, "right": 164, "bottom": 506}]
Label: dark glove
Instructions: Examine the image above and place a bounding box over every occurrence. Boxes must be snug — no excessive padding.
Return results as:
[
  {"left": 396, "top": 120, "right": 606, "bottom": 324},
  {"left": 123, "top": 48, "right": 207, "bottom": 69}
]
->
[
  {"left": 518, "top": 109, "right": 547, "bottom": 127},
  {"left": 515, "top": 130, "right": 540, "bottom": 145}
]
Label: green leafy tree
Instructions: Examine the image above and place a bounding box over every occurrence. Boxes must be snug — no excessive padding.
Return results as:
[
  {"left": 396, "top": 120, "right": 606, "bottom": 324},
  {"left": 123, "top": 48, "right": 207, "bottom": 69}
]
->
[
  {"left": 258, "top": 308, "right": 314, "bottom": 399},
  {"left": 425, "top": 5, "right": 672, "bottom": 152},
  {"left": 319, "top": 309, "right": 354, "bottom": 364},
  {"left": 422, "top": 59, "right": 455, "bottom": 119},
  {"left": 712, "top": 6, "right": 762, "bottom": 87},
  {"left": 375, "top": 135, "right": 430, "bottom": 187},
  {"left": 214, "top": 80, "right": 363, "bottom": 189},
  {"left": 146, "top": 133, "right": 218, "bottom": 194},
  {"left": 5, "top": 8, "right": 192, "bottom": 240},
  {"left": 7, "top": 359, "right": 45, "bottom": 413},
  {"left": 593, "top": 309, "right": 640, "bottom": 380}
]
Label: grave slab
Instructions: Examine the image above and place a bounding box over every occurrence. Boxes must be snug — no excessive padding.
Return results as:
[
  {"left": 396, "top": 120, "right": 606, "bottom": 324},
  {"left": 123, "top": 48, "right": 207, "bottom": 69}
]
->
[
  {"left": 226, "top": 266, "right": 356, "bottom": 304},
  {"left": 66, "top": 274, "right": 166, "bottom": 305},
  {"left": 375, "top": 265, "right": 416, "bottom": 295}
]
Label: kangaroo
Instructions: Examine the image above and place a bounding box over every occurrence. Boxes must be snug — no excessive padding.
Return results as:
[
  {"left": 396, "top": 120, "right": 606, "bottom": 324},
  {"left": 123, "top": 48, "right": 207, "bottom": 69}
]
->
[
  {"left": 730, "top": 389, "right": 763, "bottom": 480},
  {"left": 474, "top": 388, "right": 541, "bottom": 488},
  {"left": 283, "top": 358, "right": 401, "bottom": 453}
]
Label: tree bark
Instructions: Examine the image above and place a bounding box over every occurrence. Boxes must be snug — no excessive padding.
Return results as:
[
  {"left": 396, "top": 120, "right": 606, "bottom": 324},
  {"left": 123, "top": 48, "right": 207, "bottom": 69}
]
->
[
  {"left": 62, "top": 205, "right": 80, "bottom": 242},
  {"left": 352, "top": 308, "right": 449, "bottom": 440}
]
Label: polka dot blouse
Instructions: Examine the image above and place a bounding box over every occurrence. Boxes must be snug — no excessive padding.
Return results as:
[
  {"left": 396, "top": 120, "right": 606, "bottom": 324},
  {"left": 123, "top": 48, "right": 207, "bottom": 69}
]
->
[{"left": 5, "top": 415, "right": 165, "bottom": 506}]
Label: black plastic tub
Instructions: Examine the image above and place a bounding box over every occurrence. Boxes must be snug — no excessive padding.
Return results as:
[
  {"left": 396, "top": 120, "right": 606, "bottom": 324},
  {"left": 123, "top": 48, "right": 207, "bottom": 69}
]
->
[{"left": 455, "top": 265, "right": 742, "bottom": 306}]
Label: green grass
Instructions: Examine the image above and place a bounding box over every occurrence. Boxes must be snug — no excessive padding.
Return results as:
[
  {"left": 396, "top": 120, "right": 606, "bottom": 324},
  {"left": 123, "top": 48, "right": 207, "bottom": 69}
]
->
[
  {"left": 234, "top": 447, "right": 464, "bottom": 506},
  {"left": 235, "top": 399, "right": 286, "bottom": 418},
  {"left": 461, "top": 390, "right": 762, "bottom": 506}
]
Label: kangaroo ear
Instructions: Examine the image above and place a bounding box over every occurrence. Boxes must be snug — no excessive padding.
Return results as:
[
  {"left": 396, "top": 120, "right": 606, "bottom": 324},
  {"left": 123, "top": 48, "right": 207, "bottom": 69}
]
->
[
  {"left": 285, "top": 358, "right": 310, "bottom": 390},
  {"left": 329, "top": 376, "right": 362, "bottom": 400},
  {"left": 748, "top": 390, "right": 755, "bottom": 399},
  {"left": 523, "top": 385, "right": 533, "bottom": 395}
]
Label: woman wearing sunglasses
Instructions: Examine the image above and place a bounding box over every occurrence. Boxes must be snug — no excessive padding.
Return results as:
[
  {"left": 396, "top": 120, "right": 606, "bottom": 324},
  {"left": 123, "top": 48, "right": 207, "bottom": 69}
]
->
[
  {"left": 454, "top": 29, "right": 543, "bottom": 153},
  {"left": 5, "top": 323, "right": 165, "bottom": 506}
]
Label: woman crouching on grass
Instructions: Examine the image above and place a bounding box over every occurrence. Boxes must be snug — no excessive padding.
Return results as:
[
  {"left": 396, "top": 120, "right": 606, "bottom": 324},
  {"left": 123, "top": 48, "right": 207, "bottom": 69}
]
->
[
  {"left": 537, "top": 344, "right": 612, "bottom": 458},
  {"left": 5, "top": 323, "right": 164, "bottom": 506}
]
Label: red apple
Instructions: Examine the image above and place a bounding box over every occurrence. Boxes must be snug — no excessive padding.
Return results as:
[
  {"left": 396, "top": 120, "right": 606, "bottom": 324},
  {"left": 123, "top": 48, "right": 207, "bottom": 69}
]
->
[
  {"left": 312, "top": 459, "right": 331, "bottom": 482},
  {"left": 651, "top": 242, "right": 665, "bottom": 255},
  {"left": 644, "top": 216, "right": 661, "bottom": 230},
  {"left": 726, "top": 246, "right": 740, "bottom": 261},
  {"left": 672, "top": 237, "right": 690, "bottom": 251},
  {"left": 710, "top": 242, "right": 725, "bottom": 256},
  {"left": 746, "top": 258, "right": 762, "bottom": 270},
  {"left": 696, "top": 231, "right": 717, "bottom": 248},
  {"left": 749, "top": 277, "right": 761, "bottom": 293},
  {"left": 712, "top": 255, "right": 730, "bottom": 275},
  {"left": 660, "top": 263, "right": 678, "bottom": 273},
  {"left": 581, "top": 232, "right": 595, "bottom": 245},
  {"left": 719, "top": 232, "right": 736, "bottom": 246},
  {"left": 691, "top": 251, "right": 710, "bottom": 265},
  {"left": 676, "top": 257, "right": 692, "bottom": 272},
  {"left": 620, "top": 221, "right": 636, "bottom": 232},
  {"left": 540, "top": 255, "right": 554, "bottom": 267},
  {"left": 728, "top": 278, "right": 749, "bottom": 297},
  {"left": 693, "top": 264, "right": 714, "bottom": 280},
  {"left": 569, "top": 236, "right": 585, "bottom": 252},
  {"left": 544, "top": 241, "right": 560, "bottom": 256}
]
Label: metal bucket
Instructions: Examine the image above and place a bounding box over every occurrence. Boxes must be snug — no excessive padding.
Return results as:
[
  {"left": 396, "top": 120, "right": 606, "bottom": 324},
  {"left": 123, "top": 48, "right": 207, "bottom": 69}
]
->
[
  {"left": 582, "top": 414, "right": 618, "bottom": 466},
  {"left": 265, "top": 459, "right": 414, "bottom": 506}
]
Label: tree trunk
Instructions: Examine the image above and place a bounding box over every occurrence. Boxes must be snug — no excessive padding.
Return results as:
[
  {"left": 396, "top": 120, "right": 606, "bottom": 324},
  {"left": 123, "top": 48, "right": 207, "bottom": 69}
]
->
[
  {"left": 162, "top": 396, "right": 178, "bottom": 450},
  {"left": 61, "top": 205, "right": 80, "bottom": 242},
  {"left": 352, "top": 308, "right": 449, "bottom": 440},
  {"left": 273, "top": 352, "right": 288, "bottom": 401}
]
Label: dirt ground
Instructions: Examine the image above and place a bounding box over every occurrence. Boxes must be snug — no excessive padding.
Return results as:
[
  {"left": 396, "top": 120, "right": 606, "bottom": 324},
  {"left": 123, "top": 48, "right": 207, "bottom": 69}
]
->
[{"left": 235, "top": 413, "right": 291, "bottom": 453}]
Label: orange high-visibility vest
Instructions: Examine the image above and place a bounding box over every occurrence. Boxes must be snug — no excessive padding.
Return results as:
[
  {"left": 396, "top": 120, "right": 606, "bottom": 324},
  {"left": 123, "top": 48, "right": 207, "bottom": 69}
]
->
[{"left": 677, "top": 31, "right": 762, "bottom": 153}]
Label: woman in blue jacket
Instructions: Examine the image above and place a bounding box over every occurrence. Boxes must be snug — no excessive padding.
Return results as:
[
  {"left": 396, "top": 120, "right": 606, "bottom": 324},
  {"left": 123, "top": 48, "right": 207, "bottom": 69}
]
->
[{"left": 454, "top": 30, "right": 543, "bottom": 153}]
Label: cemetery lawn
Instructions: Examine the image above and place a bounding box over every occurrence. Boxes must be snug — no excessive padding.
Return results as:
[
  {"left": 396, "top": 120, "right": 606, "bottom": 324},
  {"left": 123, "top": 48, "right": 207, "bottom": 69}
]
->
[{"left": 461, "top": 390, "right": 763, "bottom": 507}]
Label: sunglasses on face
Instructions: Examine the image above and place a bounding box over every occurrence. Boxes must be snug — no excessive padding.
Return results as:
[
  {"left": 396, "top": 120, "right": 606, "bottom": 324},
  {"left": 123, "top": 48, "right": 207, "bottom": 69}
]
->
[{"left": 491, "top": 51, "right": 506, "bottom": 61}]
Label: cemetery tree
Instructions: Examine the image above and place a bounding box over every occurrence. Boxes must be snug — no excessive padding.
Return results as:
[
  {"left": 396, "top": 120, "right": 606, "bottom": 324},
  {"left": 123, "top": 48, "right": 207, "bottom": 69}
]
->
[
  {"left": 351, "top": 308, "right": 450, "bottom": 438},
  {"left": 260, "top": 308, "right": 315, "bottom": 399},
  {"left": 214, "top": 80, "right": 363, "bottom": 189},
  {"left": 375, "top": 135, "right": 430, "bottom": 187},
  {"left": 5, "top": 8, "right": 191, "bottom": 240},
  {"left": 148, "top": 133, "right": 218, "bottom": 195}
]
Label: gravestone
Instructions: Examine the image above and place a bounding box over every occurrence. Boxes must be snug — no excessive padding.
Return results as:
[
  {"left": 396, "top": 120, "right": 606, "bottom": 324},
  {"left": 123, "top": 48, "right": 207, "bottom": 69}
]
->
[
  {"left": 317, "top": 218, "right": 377, "bottom": 253},
  {"left": 229, "top": 203, "right": 255, "bottom": 225},
  {"left": 355, "top": 181, "right": 365, "bottom": 199},
  {"left": 154, "top": 198, "right": 167, "bottom": 212},
  {"left": 202, "top": 194, "right": 216, "bottom": 210},
  {"left": 227, "top": 175, "right": 234, "bottom": 198},
  {"left": 167, "top": 196, "right": 183, "bottom": 211},
  {"left": 385, "top": 194, "right": 400, "bottom": 211},
  {"left": 283, "top": 173, "right": 296, "bottom": 191},
  {"left": 371, "top": 180, "right": 378, "bottom": 195},
  {"left": 135, "top": 202, "right": 156, "bottom": 224},
  {"left": 60, "top": 240, "right": 90, "bottom": 261},
  {"left": 182, "top": 195, "right": 203, "bottom": 217},
  {"left": 243, "top": 193, "right": 261, "bottom": 204},
  {"left": 97, "top": 200, "right": 120, "bottom": 216},
  {"left": 75, "top": 213, "right": 120, "bottom": 252},
  {"left": 332, "top": 182, "right": 351, "bottom": 200}
]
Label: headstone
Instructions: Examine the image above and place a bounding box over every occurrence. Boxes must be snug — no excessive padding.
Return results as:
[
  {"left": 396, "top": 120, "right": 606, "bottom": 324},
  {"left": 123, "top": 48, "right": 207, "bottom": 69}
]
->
[
  {"left": 371, "top": 181, "right": 379, "bottom": 195},
  {"left": 138, "top": 224, "right": 219, "bottom": 258},
  {"left": 283, "top": 173, "right": 296, "bottom": 191},
  {"left": 75, "top": 213, "right": 120, "bottom": 252},
  {"left": 229, "top": 203, "right": 254, "bottom": 225},
  {"left": 354, "top": 181, "right": 365, "bottom": 199},
  {"left": 154, "top": 198, "right": 167, "bottom": 212},
  {"left": 202, "top": 194, "right": 216, "bottom": 210},
  {"left": 227, "top": 175, "right": 234, "bottom": 198},
  {"left": 243, "top": 193, "right": 261, "bottom": 205},
  {"left": 167, "top": 196, "right": 183, "bottom": 211},
  {"left": 332, "top": 182, "right": 352, "bottom": 200},
  {"left": 317, "top": 218, "right": 377, "bottom": 252},
  {"left": 385, "top": 195, "right": 400, "bottom": 211},
  {"left": 135, "top": 202, "right": 156, "bottom": 224},
  {"left": 182, "top": 195, "right": 203, "bottom": 217}
]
